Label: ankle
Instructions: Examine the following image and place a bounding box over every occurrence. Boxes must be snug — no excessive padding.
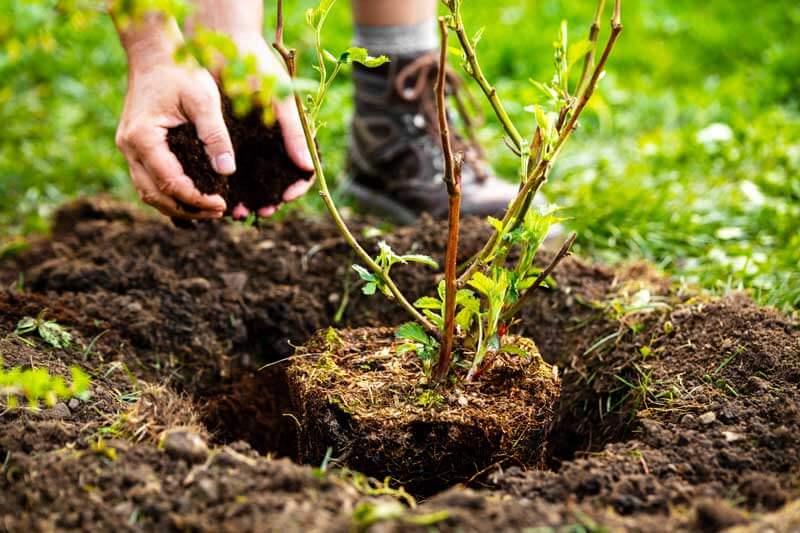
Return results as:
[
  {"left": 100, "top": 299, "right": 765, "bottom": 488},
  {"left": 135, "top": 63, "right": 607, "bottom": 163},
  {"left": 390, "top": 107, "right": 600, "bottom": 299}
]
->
[{"left": 353, "top": 18, "right": 438, "bottom": 59}]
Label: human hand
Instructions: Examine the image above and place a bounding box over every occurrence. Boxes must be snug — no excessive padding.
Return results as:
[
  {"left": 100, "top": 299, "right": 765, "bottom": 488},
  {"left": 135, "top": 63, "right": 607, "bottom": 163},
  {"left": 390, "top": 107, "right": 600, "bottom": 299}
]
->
[
  {"left": 223, "top": 35, "right": 316, "bottom": 220},
  {"left": 116, "top": 25, "right": 233, "bottom": 219}
]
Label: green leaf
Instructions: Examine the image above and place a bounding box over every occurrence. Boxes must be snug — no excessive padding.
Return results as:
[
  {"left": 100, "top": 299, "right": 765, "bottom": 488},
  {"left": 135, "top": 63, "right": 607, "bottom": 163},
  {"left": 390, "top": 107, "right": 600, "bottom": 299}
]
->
[
  {"left": 472, "top": 26, "right": 486, "bottom": 46},
  {"left": 414, "top": 296, "right": 442, "bottom": 310},
  {"left": 38, "top": 320, "right": 72, "bottom": 349},
  {"left": 437, "top": 279, "right": 446, "bottom": 300},
  {"left": 423, "top": 310, "right": 445, "bottom": 330},
  {"left": 396, "top": 343, "right": 419, "bottom": 356},
  {"left": 467, "top": 271, "right": 494, "bottom": 295},
  {"left": 487, "top": 216, "right": 504, "bottom": 233},
  {"left": 499, "top": 344, "right": 528, "bottom": 357},
  {"left": 398, "top": 254, "right": 439, "bottom": 269},
  {"left": 568, "top": 38, "right": 593, "bottom": 69},
  {"left": 340, "top": 46, "right": 389, "bottom": 68},
  {"left": 455, "top": 307, "right": 475, "bottom": 332},
  {"left": 456, "top": 289, "right": 480, "bottom": 311},
  {"left": 362, "top": 282, "right": 377, "bottom": 295},
  {"left": 352, "top": 264, "right": 377, "bottom": 283},
  {"left": 14, "top": 316, "right": 37, "bottom": 336},
  {"left": 396, "top": 322, "right": 432, "bottom": 345}
]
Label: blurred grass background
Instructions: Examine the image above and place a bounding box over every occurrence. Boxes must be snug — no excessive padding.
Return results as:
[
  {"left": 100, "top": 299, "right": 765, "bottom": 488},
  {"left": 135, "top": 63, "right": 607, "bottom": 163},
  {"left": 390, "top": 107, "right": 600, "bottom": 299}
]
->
[{"left": 1, "top": 0, "right": 798, "bottom": 309}]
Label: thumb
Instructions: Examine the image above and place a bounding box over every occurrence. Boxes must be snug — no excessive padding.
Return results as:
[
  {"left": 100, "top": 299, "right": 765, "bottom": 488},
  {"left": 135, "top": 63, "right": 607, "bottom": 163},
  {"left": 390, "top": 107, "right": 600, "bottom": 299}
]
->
[
  {"left": 275, "top": 98, "right": 314, "bottom": 173},
  {"left": 184, "top": 91, "right": 237, "bottom": 176}
]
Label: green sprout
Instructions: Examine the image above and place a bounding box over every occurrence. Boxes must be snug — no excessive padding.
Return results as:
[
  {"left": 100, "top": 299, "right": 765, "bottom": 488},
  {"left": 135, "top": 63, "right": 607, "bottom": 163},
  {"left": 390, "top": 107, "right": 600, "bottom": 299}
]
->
[
  {"left": 15, "top": 311, "right": 73, "bottom": 349},
  {"left": 0, "top": 359, "right": 91, "bottom": 410}
]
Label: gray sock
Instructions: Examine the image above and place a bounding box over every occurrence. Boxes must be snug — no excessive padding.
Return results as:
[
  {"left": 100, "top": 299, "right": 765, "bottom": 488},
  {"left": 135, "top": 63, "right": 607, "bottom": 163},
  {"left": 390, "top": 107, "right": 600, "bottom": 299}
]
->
[{"left": 353, "top": 18, "right": 438, "bottom": 57}]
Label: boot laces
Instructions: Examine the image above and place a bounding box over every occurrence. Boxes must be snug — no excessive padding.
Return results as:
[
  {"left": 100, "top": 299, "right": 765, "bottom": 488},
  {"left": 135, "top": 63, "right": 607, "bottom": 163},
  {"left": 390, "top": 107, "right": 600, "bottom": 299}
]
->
[{"left": 392, "top": 51, "right": 489, "bottom": 182}]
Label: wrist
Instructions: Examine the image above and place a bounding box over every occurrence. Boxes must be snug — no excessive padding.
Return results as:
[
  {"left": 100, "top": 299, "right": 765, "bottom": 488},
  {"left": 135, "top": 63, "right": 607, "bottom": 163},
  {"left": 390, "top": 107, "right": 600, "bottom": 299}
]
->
[{"left": 117, "top": 12, "right": 184, "bottom": 72}]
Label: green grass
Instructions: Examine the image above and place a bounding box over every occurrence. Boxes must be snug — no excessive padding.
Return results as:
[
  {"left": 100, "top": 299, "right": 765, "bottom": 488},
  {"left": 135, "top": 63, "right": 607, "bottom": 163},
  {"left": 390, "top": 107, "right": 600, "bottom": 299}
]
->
[{"left": 1, "top": 0, "right": 798, "bottom": 310}]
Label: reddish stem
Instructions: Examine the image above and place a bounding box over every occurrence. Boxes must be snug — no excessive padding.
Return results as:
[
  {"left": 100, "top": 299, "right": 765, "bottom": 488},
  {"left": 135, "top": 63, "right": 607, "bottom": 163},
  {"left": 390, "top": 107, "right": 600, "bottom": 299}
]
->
[{"left": 434, "top": 17, "right": 462, "bottom": 382}]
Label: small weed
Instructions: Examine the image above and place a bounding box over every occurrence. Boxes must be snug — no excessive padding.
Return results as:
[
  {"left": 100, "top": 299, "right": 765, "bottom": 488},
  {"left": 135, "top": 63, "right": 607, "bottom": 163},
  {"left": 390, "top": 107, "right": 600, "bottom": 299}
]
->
[
  {"left": 352, "top": 500, "right": 449, "bottom": 531},
  {"left": 90, "top": 437, "right": 117, "bottom": 461},
  {"left": 0, "top": 358, "right": 91, "bottom": 410},
  {"left": 703, "top": 346, "right": 744, "bottom": 397},
  {"left": 15, "top": 311, "right": 72, "bottom": 349},
  {"left": 416, "top": 389, "right": 444, "bottom": 408}
]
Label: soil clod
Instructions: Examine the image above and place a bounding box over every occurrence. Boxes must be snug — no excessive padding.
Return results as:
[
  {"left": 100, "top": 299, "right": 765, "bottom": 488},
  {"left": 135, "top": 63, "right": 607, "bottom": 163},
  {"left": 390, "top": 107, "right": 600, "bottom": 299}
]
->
[{"left": 167, "top": 95, "right": 313, "bottom": 215}]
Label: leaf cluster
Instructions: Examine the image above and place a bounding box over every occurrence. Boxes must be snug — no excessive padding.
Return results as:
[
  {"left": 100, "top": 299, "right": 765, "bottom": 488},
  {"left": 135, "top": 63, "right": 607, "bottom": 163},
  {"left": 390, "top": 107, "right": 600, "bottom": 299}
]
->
[
  {"left": 353, "top": 241, "right": 437, "bottom": 297},
  {"left": 15, "top": 312, "right": 72, "bottom": 349},
  {"left": 0, "top": 359, "right": 91, "bottom": 410}
]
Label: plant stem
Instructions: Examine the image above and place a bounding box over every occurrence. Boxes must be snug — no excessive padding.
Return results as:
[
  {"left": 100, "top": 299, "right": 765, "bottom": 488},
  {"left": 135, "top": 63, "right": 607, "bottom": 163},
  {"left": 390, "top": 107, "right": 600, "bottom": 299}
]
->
[
  {"left": 434, "top": 17, "right": 462, "bottom": 382},
  {"left": 500, "top": 232, "right": 577, "bottom": 322},
  {"left": 272, "top": 0, "right": 438, "bottom": 336},
  {"left": 576, "top": 0, "right": 606, "bottom": 96},
  {"left": 457, "top": 2, "right": 622, "bottom": 286},
  {"left": 443, "top": 1, "right": 524, "bottom": 153},
  {"left": 553, "top": 0, "right": 623, "bottom": 162}
]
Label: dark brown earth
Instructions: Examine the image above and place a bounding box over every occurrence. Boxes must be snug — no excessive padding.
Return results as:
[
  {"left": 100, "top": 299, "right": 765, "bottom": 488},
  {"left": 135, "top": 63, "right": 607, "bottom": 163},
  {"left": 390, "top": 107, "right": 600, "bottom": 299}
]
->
[
  {"left": 167, "top": 95, "right": 313, "bottom": 215},
  {"left": 0, "top": 198, "right": 798, "bottom": 531},
  {"left": 288, "top": 328, "right": 559, "bottom": 496}
]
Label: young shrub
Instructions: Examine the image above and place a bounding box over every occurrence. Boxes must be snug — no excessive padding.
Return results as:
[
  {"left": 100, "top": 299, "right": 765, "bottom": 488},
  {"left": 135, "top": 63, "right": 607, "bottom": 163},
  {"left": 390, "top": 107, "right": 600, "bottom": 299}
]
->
[
  {"left": 277, "top": 0, "right": 623, "bottom": 383},
  {"left": 283, "top": 0, "right": 622, "bottom": 491}
]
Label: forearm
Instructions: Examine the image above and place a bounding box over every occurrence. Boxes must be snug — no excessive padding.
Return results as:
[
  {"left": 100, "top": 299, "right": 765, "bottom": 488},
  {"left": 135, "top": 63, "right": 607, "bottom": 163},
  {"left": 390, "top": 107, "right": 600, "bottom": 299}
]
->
[
  {"left": 112, "top": 9, "right": 184, "bottom": 72},
  {"left": 188, "top": 0, "right": 264, "bottom": 43}
]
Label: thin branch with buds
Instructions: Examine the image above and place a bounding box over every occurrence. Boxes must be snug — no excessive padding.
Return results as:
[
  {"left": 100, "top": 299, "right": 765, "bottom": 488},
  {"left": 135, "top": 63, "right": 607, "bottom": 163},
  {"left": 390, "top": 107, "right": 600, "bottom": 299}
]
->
[
  {"left": 272, "top": 0, "right": 438, "bottom": 336},
  {"left": 501, "top": 232, "right": 577, "bottom": 322},
  {"left": 456, "top": 0, "right": 622, "bottom": 287},
  {"left": 442, "top": 0, "right": 524, "bottom": 153},
  {"left": 576, "top": 0, "right": 606, "bottom": 96}
]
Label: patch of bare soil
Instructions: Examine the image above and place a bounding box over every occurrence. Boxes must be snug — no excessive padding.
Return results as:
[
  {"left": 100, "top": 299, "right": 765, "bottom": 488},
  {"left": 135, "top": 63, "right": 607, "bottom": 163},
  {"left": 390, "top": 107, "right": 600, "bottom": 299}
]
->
[{"left": 0, "top": 198, "right": 798, "bottom": 532}]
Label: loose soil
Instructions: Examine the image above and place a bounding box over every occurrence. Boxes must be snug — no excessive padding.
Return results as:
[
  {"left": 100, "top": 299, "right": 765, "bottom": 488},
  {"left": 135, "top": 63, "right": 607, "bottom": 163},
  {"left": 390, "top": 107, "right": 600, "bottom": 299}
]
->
[
  {"left": 288, "top": 328, "right": 559, "bottom": 496},
  {"left": 0, "top": 198, "right": 798, "bottom": 531},
  {"left": 167, "top": 95, "right": 313, "bottom": 215}
]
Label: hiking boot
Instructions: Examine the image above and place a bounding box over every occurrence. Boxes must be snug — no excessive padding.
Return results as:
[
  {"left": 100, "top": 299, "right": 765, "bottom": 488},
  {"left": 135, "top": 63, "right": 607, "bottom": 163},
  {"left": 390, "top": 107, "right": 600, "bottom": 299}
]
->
[{"left": 345, "top": 52, "right": 518, "bottom": 224}]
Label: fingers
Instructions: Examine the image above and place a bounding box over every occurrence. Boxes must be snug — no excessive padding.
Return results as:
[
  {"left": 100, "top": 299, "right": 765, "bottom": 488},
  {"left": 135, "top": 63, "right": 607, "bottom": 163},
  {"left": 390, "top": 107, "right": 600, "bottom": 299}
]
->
[
  {"left": 282, "top": 179, "right": 314, "bottom": 203},
  {"left": 183, "top": 89, "right": 237, "bottom": 175},
  {"left": 137, "top": 137, "right": 226, "bottom": 213},
  {"left": 231, "top": 203, "right": 249, "bottom": 220},
  {"left": 129, "top": 159, "right": 222, "bottom": 220},
  {"left": 118, "top": 121, "right": 226, "bottom": 214},
  {"left": 274, "top": 98, "right": 315, "bottom": 173},
  {"left": 258, "top": 206, "right": 278, "bottom": 218}
]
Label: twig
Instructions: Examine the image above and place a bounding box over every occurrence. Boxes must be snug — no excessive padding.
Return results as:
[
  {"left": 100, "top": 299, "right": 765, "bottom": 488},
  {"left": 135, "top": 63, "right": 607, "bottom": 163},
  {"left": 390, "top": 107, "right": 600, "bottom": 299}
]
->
[
  {"left": 576, "top": 0, "right": 606, "bottom": 96},
  {"left": 272, "top": 0, "right": 438, "bottom": 336},
  {"left": 457, "top": 2, "right": 622, "bottom": 286},
  {"left": 442, "top": 0, "right": 524, "bottom": 152},
  {"left": 434, "top": 17, "right": 462, "bottom": 381},
  {"left": 552, "top": 0, "right": 623, "bottom": 161},
  {"left": 501, "top": 232, "right": 577, "bottom": 322}
]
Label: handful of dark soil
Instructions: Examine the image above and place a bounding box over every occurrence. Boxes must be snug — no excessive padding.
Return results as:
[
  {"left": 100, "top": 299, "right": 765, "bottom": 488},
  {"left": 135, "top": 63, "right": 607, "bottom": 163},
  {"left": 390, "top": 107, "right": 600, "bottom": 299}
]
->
[{"left": 167, "top": 95, "right": 313, "bottom": 215}]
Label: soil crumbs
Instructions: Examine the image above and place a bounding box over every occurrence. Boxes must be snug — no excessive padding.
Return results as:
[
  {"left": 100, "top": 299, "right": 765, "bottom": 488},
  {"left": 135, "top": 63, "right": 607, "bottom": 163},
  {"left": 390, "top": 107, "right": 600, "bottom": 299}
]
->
[{"left": 0, "top": 197, "right": 798, "bottom": 532}]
